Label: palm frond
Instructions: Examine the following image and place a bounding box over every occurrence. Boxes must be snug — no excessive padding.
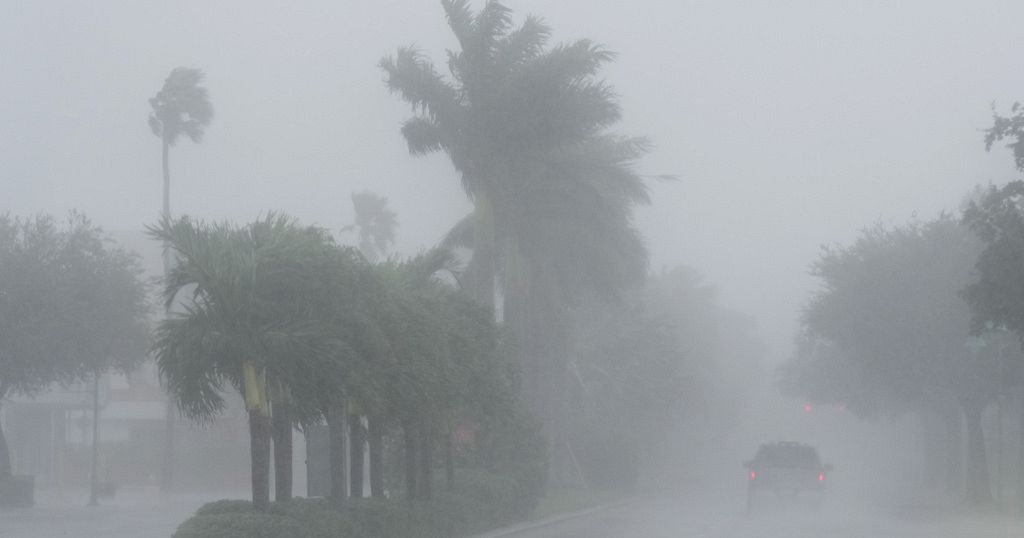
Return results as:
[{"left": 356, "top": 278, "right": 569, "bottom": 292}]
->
[
  {"left": 380, "top": 47, "right": 461, "bottom": 124},
  {"left": 494, "top": 15, "right": 551, "bottom": 73},
  {"left": 400, "top": 117, "right": 446, "bottom": 156}
]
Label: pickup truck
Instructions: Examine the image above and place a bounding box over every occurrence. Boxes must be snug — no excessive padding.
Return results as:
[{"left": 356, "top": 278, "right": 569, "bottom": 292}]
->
[{"left": 743, "top": 441, "right": 833, "bottom": 512}]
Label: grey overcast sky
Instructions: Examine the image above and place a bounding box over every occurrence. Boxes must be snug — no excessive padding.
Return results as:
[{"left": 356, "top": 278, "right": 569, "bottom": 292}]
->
[{"left": 3, "top": 1, "right": 1023, "bottom": 363}]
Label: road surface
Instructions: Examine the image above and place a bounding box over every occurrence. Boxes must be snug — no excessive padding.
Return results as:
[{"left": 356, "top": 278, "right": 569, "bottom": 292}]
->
[
  {"left": 494, "top": 493, "right": 1024, "bottom": 538},
  {"left": 5, "top": 484, "right": 1024, "bottom": 537}
]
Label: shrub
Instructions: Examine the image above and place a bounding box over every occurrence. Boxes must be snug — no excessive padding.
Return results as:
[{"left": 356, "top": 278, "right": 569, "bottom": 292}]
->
[
  {"left": 172, "top": 512, "right": 312, "bottom": 538},
  {"left": 194, "top": 499, "right": 254, "bottom": 516},
  {"left": 174, "top": 467, "right": 545, "bottom": 538}
]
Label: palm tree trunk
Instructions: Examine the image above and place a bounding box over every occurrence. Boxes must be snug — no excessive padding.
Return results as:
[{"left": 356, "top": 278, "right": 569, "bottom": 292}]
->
[
  {"left": 368, "top": 417, "right": 384, "bottom": 498},
  {"left": 161, "top": 137, "right": 170, "bottom": 217},
  {"left": 964, "top": 403, "right": 992, "bottom": 504},
  {"left": 403, "top": 420, "right": 417, "bottom": 499},
  {"left": 272, "top": 402, "right": 293, "bottom": 502},
  {"left": 327, "top": 401, "right": 347, "bottom": 510},
  {"left": 349, "top": 414, "right": 364, "bottom": 498},
  {"left": 470, "top": 197, "right": 496, "bottom": 310},
  {"left": 159, "top": 136, "right": 176, "bottom": 494},
  {"left": 248, "top": 410, "right": 272, "bottom": 511}
]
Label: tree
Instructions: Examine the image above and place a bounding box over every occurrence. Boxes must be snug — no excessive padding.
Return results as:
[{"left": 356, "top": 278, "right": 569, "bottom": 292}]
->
[
  {"left": 962, "top": 180, "right": 1024, "bottom": 511},
  {"left": 149, "top": 68, "right": 214, "bottom": 223},
  {"left": 339, "top": 190, "right": 398, "bottom": 497},
  {"left": 789, "top": 216, "right": 1009, "bottom": 503},
  {"left": 0, "top": 213, "right": 150, "bottom": 483},
  {"left": 150, "top": 214, "right": 345, "bottom": 510},
  {"left": 342, "top": 191, "right": 397, "bottom": 263},
  {"left": 148, "top": 66, "right": 213, "bottom": 492},
  {"left": 381, "top": 1, "right": 649, "bottom": 471},
  {"left": 567, "top": 266, "right": 764, "bottom": 489},
  {"left": 984, "top": 103, "right": 1024, "bottom": 171}
]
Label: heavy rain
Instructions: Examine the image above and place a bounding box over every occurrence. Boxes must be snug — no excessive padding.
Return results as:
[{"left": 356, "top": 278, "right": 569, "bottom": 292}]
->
[{"left": 2, "top": 1, "right": 1024, "bottom": 537}]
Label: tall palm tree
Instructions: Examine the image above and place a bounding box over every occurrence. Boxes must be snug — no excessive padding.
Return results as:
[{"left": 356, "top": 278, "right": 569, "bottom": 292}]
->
[
  {"left": 381, "top": 0, "right": 649, "bottom": 462},
  {"left": 149, "top": 214, "right": 343, "bottom": 510},
  {"left": 148, "top": 66, "right": 213, "bottom": 491},
  {"left": 149, "top": 67, "right": 214, "bottom": 223}
]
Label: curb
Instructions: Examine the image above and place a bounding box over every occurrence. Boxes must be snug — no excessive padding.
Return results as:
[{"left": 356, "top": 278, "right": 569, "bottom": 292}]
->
[{"left": 468, "top": 498, "right": 635, "bottom": 538}]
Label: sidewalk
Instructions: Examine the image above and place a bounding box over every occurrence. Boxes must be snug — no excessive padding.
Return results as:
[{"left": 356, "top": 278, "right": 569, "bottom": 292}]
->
[{"left": 0, "top": 486, "right": 239, "bottom": 538}]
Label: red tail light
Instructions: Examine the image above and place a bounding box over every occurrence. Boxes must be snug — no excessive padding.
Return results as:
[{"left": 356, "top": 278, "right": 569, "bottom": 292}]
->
[
  {"left": 750, "top": 471, "right": 757, "bottom": 481},
  {"left": 818, "top": 472, "right": 825, "bottom": 482}
]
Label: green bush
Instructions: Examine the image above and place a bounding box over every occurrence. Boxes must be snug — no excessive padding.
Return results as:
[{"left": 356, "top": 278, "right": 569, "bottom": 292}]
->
[
  {"left": 172, "top": 512, "right": 313, "bottom": 538},
  {"left": 194, "top": 499, "right": 254, "bottom": 516},
  {"left": 174, "top": 468, "right": 545, "bottom": 538}
]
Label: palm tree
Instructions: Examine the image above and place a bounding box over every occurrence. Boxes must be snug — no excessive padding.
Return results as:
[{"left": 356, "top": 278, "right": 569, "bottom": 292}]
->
[
  {"left": 381, "top": 0, "right": 650, "bottom": 469},
  {"left": 342, "top": 191, "right": 398, "bottom": 263},
  {"left": 149, "top": 67, "right": 214, "bottom": 222},
  {"left": 149, "top": 214, "right": 343, "bottom": 510},
  {"left": 148, "top": 66, "right": 213, "bottom": 491}
]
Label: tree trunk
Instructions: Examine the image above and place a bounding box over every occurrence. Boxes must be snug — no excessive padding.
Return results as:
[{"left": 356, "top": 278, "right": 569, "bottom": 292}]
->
[
  {"left": 349, "top": 415, "right": 365, "bottom": 498},
  {"left": 161, "top": 137, "right": 170, "bottom": 218},
  {"left": 0, "top": 399, "right": 10, "bottom": 481},
  {"left": 470, "top": 196, "right": 496, "bottom": 311},
  {"left": 403, "top": 420, "right": 417, "bottom": 500},
  {"left": 920, "top": 412, "right": 947, "bottom": 490},
  {"left": 368, "top": 417, "right": 384, "bottom": 498},
  {"left": 942, "top": 408, "right": 962, "bottom": 494},
  {"left": 159, "top": 136, "right": 176, "bottom": 494},
  {"left": 327, "top": 401, "right": 347, "bottom": 510},
  {"left": 248, "top": 410, "right": 272, "bottom": 511},
  {"left": 963, "top": 403, "right": 992, "bottom": 504},
  {"left": 417, "top": 422, "right": 433, "bottom": 500},
  {"left": 272, "top": 402, "right": 293, "bottom": 503},
  {"left": 445, "top": 425, "right": 455, "bottom": 491},
  {"left": 88, "top": 369, "right": 101, "bottom": 506}
]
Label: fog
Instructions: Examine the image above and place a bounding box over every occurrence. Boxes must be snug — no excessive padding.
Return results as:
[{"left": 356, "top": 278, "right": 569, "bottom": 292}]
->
[
  {"left": 6, "top": 1, "right": 1023, "bottom": 360},
  {"left": 4, "top": 1, "right": 1024, "bottom": 536}
]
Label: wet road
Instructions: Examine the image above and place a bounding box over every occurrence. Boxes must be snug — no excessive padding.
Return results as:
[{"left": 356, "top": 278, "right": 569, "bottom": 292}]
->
[
  {"left": 0, "top": 487, "right": 231, "bottom": 538},
  {"left": 491, "top": 494, "right": 1024, "bottom": 538},
  {"left": 5, "top": 486, "right": 1024, "bottom": 537}
]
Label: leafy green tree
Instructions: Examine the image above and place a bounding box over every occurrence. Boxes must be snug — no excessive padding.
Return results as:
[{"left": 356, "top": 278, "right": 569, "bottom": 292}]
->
[
  {"left": 150, "top": 214, "right": 345, "bottom": 510},
  {"left": 0, "top": 213, "right": 149, "bottom": 482},
  {"left": 790, "top": 216, "right": 1008, "bottom": 503},
  {"left": 984, "top": 103, "right": 1024, "bottom": 171},
  {"left": 568, "top": 266, "right": 764, "bottom": 489},
  {"left": 381, "top": 1, "right": 649, "bottom": 471}
]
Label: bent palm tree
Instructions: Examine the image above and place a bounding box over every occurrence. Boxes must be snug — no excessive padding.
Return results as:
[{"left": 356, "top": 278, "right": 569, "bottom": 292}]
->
[
  {"left": 149, "top": 214, "right": 341, "bottom": 510},
  {"left": 149, "top": 67, "right": 213, "bottom": 222},
  {"left": 382, "top": 1, "right": 650, "bottom": 460},
  {"left": 148, "top": 66, "right": 213, "bottom": 491}
]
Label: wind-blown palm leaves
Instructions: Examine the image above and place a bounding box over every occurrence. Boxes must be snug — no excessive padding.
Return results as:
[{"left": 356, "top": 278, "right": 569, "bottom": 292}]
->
[
  {"left": 342, "top": 191, "right": 398, "bottom": 263},
  {"left": 150, "top": 212, "right": 514, "bottom": 505},
  {"left": 149, "top": 214, "right": 352, "bottom": 509},
  {"left": 381, "top": 1, "right": 650, "bottom": 466},
  {"left": 381, "top": 0, "right": 649, "bottom": 308},
  {"left": 148, "top": 67, "right": 213, "bottom": 219}
]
